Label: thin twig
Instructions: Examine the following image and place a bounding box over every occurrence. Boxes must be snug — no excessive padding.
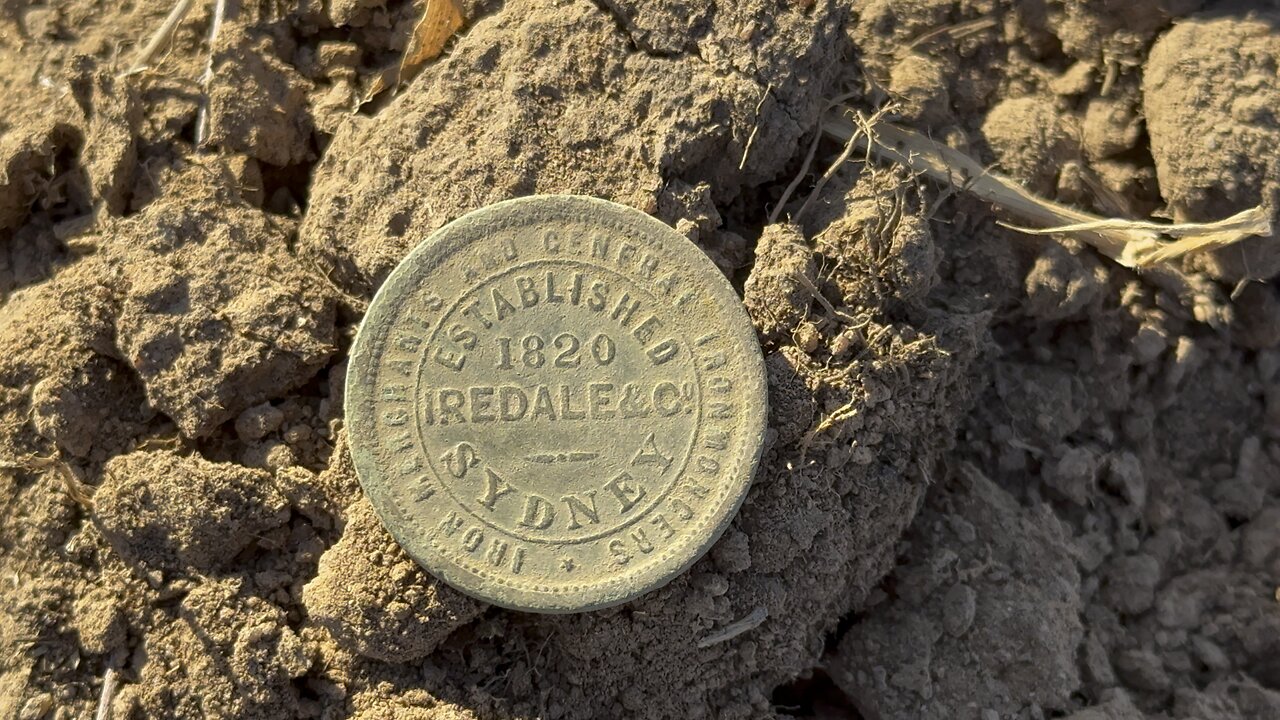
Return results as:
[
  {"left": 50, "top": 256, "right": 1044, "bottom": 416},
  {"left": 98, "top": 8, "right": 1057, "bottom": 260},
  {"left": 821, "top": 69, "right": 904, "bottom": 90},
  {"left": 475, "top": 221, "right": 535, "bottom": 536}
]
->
[
  {"left": 769, "top": 91, "right": 860, "bottom": 225},
  {"left": 195, "top": 0, "right": 229, "bottom": 146},
  {"left": 770, "top": 128, "right": 823, "bottom": 225},
  {"left": 795, "top": 104, "right": 898, "bottom": 224},
  {"left": 794, "top": 271, "right": 858, "bottom": 325},
  {"left": 800, "top": 396, "right": 859, "bottom": 463},
  {"left": 906, "top": 17, "right": 999, "bottom": 51},
  {"left": 698, "top": 606, "right": 768, "bottom": 649},
  {"left": 0, "top": 455, "right": 94, "bottom": 508},
  {"left": 119, "top": 0, "right": 198, "bottom": 78},
  {"left": 95, "top": 668, "right": 119, "bottom": 720},
  {"left": 794, "top": 118, "right": 862, "bottom": 224},
  {"left": 739, "top": 84, "right": 772, "bottom": 170}
]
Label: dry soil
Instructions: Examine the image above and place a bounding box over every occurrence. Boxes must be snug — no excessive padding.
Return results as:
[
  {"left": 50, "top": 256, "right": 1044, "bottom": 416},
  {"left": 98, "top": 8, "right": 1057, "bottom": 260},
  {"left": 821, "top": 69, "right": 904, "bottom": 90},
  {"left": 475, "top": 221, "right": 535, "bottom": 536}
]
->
[{"left": 2, "top": 1, "right": 1279, "bottom": 719}]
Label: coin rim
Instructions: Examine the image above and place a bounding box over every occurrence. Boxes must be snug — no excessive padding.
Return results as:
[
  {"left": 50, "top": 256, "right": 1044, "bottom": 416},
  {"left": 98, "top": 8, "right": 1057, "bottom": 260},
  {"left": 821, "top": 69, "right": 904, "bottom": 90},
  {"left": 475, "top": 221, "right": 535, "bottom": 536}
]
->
[{"left": 346, "top": 195, "right": 768, "bottom": 613}]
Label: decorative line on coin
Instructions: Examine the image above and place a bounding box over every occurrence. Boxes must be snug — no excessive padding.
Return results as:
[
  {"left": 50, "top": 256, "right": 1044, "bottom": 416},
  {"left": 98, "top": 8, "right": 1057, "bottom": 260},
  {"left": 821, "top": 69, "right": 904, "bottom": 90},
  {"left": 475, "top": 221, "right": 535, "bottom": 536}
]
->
[{"left": 524, "top": 452, "right": 600, "bottom": 464}]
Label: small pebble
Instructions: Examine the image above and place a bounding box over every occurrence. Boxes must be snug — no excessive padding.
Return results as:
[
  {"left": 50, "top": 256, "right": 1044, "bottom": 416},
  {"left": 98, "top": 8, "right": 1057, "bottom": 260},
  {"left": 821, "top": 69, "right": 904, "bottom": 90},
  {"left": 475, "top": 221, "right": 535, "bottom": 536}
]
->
[
  {"left": 235, "top": 402, "right": 285, "bottom": 442},
  {"left": 19, "top": 694, "right": 53, "bottom": 720}
]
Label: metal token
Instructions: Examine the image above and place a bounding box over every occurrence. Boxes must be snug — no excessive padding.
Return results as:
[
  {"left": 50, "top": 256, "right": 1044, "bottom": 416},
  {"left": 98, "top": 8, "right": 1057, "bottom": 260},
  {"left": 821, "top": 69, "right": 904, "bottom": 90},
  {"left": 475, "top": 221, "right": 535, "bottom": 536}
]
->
[{"left": 346, "top": 195, "right": 767, "bottom": 613}]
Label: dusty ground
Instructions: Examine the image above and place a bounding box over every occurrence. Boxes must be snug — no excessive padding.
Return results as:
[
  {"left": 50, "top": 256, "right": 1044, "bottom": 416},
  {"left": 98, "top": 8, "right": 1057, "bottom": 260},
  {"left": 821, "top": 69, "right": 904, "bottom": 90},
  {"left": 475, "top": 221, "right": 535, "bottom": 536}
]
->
[{"left": 2, "top": 0, "right": 1279, "bottom": 718}]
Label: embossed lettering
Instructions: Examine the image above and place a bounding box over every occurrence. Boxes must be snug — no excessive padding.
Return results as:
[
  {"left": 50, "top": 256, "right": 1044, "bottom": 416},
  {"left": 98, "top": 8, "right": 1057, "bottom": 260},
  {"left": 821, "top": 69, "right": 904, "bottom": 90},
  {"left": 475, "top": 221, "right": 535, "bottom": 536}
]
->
[
  {"left": 545, "top": 272, "right": 565, "bottom": 303},
  {"left": 441, "top": 442, "right": 480, "bottom": 478},
  {"left": 439, "top": 389, "right": 466, "bottom": 424},
  {"left": 563, "top": 491, "right": 600, "bottom": 530},
  {"left": 381, "top": 384, "right": 409, "bottom": 402},
  {"left": 531, "top": 386, "right": 557, "bottom": 420},
  {"left": 591, "top": 234, "right": 611, "bottom": 260},
  {"left": 434, "top": 347, "right": 465, "bottom": 371},
  {"left": 650, "top": 513, "right": 675, "bottom": 539},
  {"left": 414, "top": 483, "right": 436, "bottom": 503},
  {"left": 701, "top": 352, "right": 727, "bottom": 372},
  {"left": 612, "top": 293, "right": 640, "bottom": 325},
  {"left": 519, "top": 495, "right": 555, "bottom": 529},
  {"left": 470, "top": 386, "right": 496, "bottom": 422},
  {"left": 632, "top": 433, "right": 672, "bottom": 473},
  {"left": 487, "top": 539, "right": 509, "bottom": 566},
  {"left": 587, "top": 281, "right": 607, "bottom": 311},
  {"left": 438, "top": 512, "right": 464, "bottom": 537},
  {"left": 631, "top": 528, "right": 654, "bottom": 553},
  {"left": 589, "top": 382, "right": 615, "bottom": 418},
  {"left": 448, "top": 323, "right": 478, "bottom": 350},
  {"left": 704, "top": 429, "right": 729, "bottom": 451},
  {"left": 500, "top": 386, "right": 528, "bottom": 420},
  {"left": 605, "top": 472, "right": 646, "bottom": 513},
  {"left": 670, "top": 498, "right": 695, "bottom": 520},
  {"left": 609, "top": 539, "right": 630, "bottom": 565},
  {"left": 515, "top": 276, "right": 540, "bottom": 307},
  {"left": 559, "top": 386, "right": 586, "bottom": 420},
  {"left": 478, "top": 468, "right": 514, "bottom": 511},
  {"left": 648, "top": 339, "right": 679, "bottom": 365},
  {"left": 653, "top": 382, "right": 683, "bottom": 416},
  {"left": 490, "top": 289, "right": 516, "bottom": 321},
  {"left": 462, "top": 301, "right": 494, "bottom": 329},
  {"left": 633, "top": 316, "right": 661, "bottom": 343},
  {"left": 619, "top": 384, "right": 651, "bottom": 418}
]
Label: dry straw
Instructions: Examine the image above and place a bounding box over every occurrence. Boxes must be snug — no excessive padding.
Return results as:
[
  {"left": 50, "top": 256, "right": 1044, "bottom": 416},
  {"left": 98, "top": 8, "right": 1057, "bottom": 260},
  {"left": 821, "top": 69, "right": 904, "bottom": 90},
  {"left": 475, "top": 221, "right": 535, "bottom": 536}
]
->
[{"left": 820, "top": 108, "right": 1273, "bottom": 271}]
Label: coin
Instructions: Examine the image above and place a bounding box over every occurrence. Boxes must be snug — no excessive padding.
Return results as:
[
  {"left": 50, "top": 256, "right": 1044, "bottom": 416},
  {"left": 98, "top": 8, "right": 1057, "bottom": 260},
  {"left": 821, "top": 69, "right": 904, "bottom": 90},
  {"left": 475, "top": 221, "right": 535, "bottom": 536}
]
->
[{"left": 345, "top": 195, "right": 767, "bottom": 613}]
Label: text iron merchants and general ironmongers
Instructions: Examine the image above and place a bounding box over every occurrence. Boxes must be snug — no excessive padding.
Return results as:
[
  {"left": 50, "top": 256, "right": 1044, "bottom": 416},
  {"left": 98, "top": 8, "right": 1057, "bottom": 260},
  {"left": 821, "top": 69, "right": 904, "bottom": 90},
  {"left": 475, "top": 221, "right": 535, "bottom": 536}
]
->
[{"left": 345, "top": 195, "right": 768, "bottom": 613}]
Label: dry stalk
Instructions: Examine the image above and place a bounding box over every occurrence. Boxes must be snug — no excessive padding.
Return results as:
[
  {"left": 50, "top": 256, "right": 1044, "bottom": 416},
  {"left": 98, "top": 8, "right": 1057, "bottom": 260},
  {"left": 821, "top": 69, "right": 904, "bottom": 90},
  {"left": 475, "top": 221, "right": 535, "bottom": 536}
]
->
[
  {"left": 794, "top": 118, "right": 862, "bottom": 224},
  {"left": 799, "top": 397, "right": 860, "bottom": 462},
  {"left": 195, "top": 0, "right": 230, "bottom": 146},
  {"left": 94, "top": 667, "right": 119, "bottom": 720},
  {"left": 119, "top": 0, "right": 198, "bottom": 77},
  {"left": 795, "top": 104, "right": 898, "bottom": 224},
  {"left": 697, "top": 606, "right": 768, "bottom": 649},
  {"left": 793, "top": 271, "right": 858, "bottom": 325},
  {"left": 0, "top": 455, "right": 95, "bottom": 509},
  {"left": 739, "top": 84, "right": 773, "bottom": 170},
  {"left": 820, "top": 109, "right": 1273, "bottom": 271},
  {"left": 817, "top": 108, "right": 1271, "bottom": 328},
  {"left": 906, "top": 17, "right": 999, "bottom": 51},
  {"left": 769, "top": 91, "right": 861, "bottom": 224}
]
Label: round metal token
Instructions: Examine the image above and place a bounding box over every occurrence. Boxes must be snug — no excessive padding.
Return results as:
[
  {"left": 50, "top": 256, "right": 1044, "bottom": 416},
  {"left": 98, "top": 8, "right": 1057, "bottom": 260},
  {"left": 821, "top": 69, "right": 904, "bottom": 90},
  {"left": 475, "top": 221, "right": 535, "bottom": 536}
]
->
[{"left": 345, "top": 195, "right": 767, "bottom": 613}]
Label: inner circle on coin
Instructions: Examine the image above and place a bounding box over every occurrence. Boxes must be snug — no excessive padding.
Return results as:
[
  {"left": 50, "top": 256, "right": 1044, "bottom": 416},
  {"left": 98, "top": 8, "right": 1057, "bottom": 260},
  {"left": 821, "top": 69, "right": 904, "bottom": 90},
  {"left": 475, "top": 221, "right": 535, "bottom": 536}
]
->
[{"left": 346, "top": 195, "right": 767, "bottom": 613}]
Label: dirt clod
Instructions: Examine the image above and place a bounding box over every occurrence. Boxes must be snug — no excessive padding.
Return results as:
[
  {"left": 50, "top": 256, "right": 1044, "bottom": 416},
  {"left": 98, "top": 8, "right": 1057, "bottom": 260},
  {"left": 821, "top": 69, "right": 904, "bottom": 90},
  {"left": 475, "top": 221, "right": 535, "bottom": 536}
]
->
[
  {"left": 1145, "top": 10, "right": 1280, "bottom": 280},
  {"left": 109, "top": 178, "right": 337, "bottom": 438},
  {"left": 744, "top": 223, "right": 815, "bottom": 344},
  {"left": 830, "top": 465, "right": 1083, "bottom": 720},
  {"left": 94, "top": 449, "right": 291, "bottom": 575},
  {"left": 206, "top": 25, "right": 315, "bottom": 167},
  {"left": 304, "top": 497, "right": 485, "bottom": 662},
  {"left": 981, "top": 95, "right": 1076, "bottom": 196}
]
